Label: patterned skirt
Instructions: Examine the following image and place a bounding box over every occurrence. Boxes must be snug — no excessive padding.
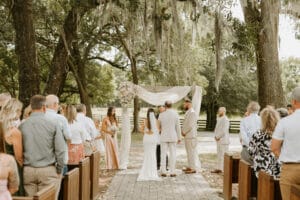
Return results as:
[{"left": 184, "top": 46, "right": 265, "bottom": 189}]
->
[{"left": 68, "top": 143, "right": 85, "bottom": 164}]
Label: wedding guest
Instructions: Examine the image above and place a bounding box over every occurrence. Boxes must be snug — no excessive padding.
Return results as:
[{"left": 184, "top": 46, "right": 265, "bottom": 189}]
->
[
  {"left": 182, "top": 98, "right": 201, "bottom": 174},
  {"left": 0, "top": 121, "right": 20, "bottom": 199},
  {"left": 64, "top": 105, "right": 87, "bottom": 164},
  {"left": 271, "top": 86, "right": 300, "bottom": 200},
  {"left": 93, "top": 118, "right": 106, "bottom": 154},
  {"left": 0, "top": 93, "right": 11, "bottom": 110},
  {"left": 248, "top": 107, "right": 281, "bottom": 179},
  {"left": 158, "top": 101, "right": 181, "bottom": 177},
  {"left": 211, "top": 107, "right": 229, "bottom": 174},
  {"left": 19, "top": 95, "right": 65, "bottom": 198},
  {"left": 45, "top": 95, "right": 71, "bottom": 175},
  {"left": 0, "top": 98, "right": 24, "bottom": 195},
  {"left": 276, "top": 108, "right": 288, "bottom": 118},
  {"left": 76, "top": 104, "right": 101, "bottom": 155},
  {"left": 287, "top": 104, "right": 293, "bottom": 115},
  {"left": 240, "top": 101, "right": 261, "bottom": 164},
  {"left": 101, "top": 107, "right": 119, "bottom": 170}
]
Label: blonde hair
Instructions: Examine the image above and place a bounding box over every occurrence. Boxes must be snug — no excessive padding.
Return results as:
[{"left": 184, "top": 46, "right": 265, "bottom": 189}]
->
[
  {"left": 260, "top": 107, "right": 280, "bottom": 135},
  {"left": 64, "top": 105, "right": 77, "bottom": 124},
  {"left": 247, "top": 101, "right": 260, "bottom": 113},
  {"left": 0, "top": 98, "right": 23, "bottom": 133}
]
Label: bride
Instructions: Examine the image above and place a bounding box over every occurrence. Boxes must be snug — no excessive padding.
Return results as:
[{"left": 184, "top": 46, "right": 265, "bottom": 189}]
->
[{"left": 137, "top": 108, "right": 161, "bottom": 181}]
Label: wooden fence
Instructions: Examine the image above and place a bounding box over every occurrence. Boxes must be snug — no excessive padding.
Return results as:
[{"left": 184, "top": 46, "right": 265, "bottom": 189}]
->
[{"left": 93, "top": 114, "right": 241, "bottom": 133}]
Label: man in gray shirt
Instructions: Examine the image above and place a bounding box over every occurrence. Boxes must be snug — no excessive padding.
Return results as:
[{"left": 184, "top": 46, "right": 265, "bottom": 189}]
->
[{"left": 20, "top": 95, "right": 65, "bottom": 198}]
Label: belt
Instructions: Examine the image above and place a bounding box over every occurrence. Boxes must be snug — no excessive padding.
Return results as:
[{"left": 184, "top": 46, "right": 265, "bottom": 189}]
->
[
  {"left": 283, "top": 162, "right": 300, "bottom": 164},
  {"left": 24, "top": 163, "right": 56, "bottom": 167}
]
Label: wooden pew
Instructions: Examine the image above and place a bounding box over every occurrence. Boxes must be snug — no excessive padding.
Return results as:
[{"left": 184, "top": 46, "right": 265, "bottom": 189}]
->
[
  {"left": 223, "top": 153, "right": 240, "bottom": 200},
  {"left": 238, "top": 159, "right": 258, "bottom": 200},
  {"left": 13, "top": 184, "right": 56, "bottom": 200},
  {"left": 62, "top": 168, "right": 80, "bottom": 200},
  {"left": 87, "top": 151, "right": 100, "bottom": 200},
  {"left": 257, "top": 171, "right": 282, "bottom": 200},
  {"left": 291, "top": 185, "right": 300, "bottom": 200},
  {"left": 68, "top": 157, "right": 90, "bottom": 200}
]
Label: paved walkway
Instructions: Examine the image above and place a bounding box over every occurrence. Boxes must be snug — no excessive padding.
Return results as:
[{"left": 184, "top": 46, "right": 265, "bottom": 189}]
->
[{"left": 100, "top": 132, "right": 241, "bottom": 200}]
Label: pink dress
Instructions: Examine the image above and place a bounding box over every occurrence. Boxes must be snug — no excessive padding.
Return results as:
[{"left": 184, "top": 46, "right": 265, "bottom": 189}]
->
[{"left": 0, "top": 180, "right": 12, "bottom": 200}]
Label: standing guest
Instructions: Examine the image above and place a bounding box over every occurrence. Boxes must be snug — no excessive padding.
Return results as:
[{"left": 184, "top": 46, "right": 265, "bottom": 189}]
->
[
  {"left": 101, "top": 107, "right": 119, "bottom": 170},
  {"left": 0, "top": 93, "right": 11, "bottom": 110},
  {"left": 156, "top": 105, "right": 166, "bottom": 169},
  {"left": 211, "top": 107, "right": 230, "bottom": 174},
  {"left": 240, "top": 101, "right": 261, "bottom": 164},
  {"left": 0, "top": 98, "right": 24, "bottom": 195},
  {"left": 248, "top": 107, "right": 281, "bottom": 179},
  {"left": 271, "top": 86, "right": 300, "bottom": 200},
  {"left": 0, "top": 121, "right": 20, "bottom": 199},
  {"left": 93, "top": 118, "right": 106, "bottom": 154},
  {"left": 45, "top": 95, "right": 71, "bottom": 175},
  {"left": 287, "top": 104, "right": 293, "bottom": 115},
  {"left": 19, "top": 95, "right": 65, "bottom": 198},
  {"left": 64, "top": 105, "right": 87, "bottom": 164},
  {"left": 276, "top": 108, "right": 289, "bottom": 119},
  {"left": 76, "top": 104, "right": 101, "bottom": 155},
  {"left": 182, "top": 98, "right": 201, "bottom": 174},
  {"left": 158, "top": 101, "right": 181, "bottom": 177}
]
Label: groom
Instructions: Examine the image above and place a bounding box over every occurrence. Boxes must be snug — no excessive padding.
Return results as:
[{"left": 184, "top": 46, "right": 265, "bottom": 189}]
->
[{"left": 158, "top": 101, "right": 181, "bottom": 177}]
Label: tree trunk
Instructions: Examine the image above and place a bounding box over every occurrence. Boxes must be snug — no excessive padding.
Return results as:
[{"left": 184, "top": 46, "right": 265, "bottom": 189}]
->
[
  {"left": 11, "top": 0, "right": 40, "bottom": 106},
  {"left": 214, "top": 10, "right": 223, "bottom": 92},
  {"left": 206, "top": 100, "right": 218, "bottom": 131},
  {"left": 256, "top": 0, "right": 284, "bottom": 108},
  {"left": 44, "top": 7, "right": 83, "bottom": 95},
  {"left": 70, "top": 43, "right": 93, "bottom": 118},
  {"left": 131, "top": 58, "right": 140, "bottom": 133},
  {"left": 241, "top": 0, "right": 284, "bottom": 108}
]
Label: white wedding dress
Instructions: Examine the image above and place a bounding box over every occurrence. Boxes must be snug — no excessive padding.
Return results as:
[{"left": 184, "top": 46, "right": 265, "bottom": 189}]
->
[{"left": 137, "top": 113, "right": 161, "bottom": 181}]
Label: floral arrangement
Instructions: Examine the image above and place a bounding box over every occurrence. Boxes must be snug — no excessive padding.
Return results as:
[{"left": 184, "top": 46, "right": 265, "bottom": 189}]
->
[{"left": 118, "top": 82, "right": 137, "bottom": 106}]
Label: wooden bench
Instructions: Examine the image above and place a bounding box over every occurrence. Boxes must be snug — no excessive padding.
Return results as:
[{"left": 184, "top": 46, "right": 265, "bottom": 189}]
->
[
  {"left": 238, "top": 159, "right": 258, "bottom": 200},
  {"left": 257, "top": 171, "right": 282, "bottom": 200},
  {"left": 86, "top": 151, "right": 100, "bottom": 200},
  {"left": 68, "top": 157, "right": 90, "bottom": 200},
  {"left": 291, "top": 185, "right": 300, "bottom": 200},
  {"left": 13, "top": 184, "right": 56, "bottom": 200},
  {"left": 62, "top": 168, "right": 80, "bottom": 200},
  {"left": 223, "top": 153, "right": 240, "bottom": 200}
]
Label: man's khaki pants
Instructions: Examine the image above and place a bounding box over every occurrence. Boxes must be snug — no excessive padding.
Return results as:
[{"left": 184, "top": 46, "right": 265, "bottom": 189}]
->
[
  {"left": 280, "top": 163, "right": 300, "bottom": 200},
  {"left": 185, "top": 138, "right": 200, "bottom": 170},
  {"left": 217, "top": 143, "right": 229, "bottom": 171},
  {"left": 23, "top": 166, "right": 61, "bottom": 199}
]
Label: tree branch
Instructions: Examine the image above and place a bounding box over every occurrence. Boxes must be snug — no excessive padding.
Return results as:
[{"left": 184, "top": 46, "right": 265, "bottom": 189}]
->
[{"left": 88, "top": 56, "right": 127, "bottom": 70}]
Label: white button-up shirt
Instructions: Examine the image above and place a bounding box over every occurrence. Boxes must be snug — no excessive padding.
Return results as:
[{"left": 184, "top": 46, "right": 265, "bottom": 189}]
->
[
  {"left": 69, "top": 121, "right": 89, "bottom": 144},
  {"left": 273, "top": 109, "right": 300, "bottom": 163},
  {"left": 76, "top": 113, "right": 99, "bottom": 141},
  {"left": 239, "top": 113, "right": 261, "bottom": 146}
]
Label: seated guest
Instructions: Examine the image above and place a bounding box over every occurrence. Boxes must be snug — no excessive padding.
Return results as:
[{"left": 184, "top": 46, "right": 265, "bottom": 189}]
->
[
  {"left": 45, "top": 95, "right": 71, "bottom": 174},
  {"left": 64, "top": 105, "right": 87, "bottom": 164},
  {"left": 271, "top": 86, "right": 300, "bottom": 200},
  {"left": 0, "top": 98, "right": 24, "bottom": 195},
  {"left": 248, "top": 107, "right": 281, "bottom": 179},
  {"left": 0, "top": 121, "right": 20, "bottom": 199},
  {"left": 19, "top": 95, "right": 65, "bottom": 199},
  {"left": 240, "top": 101, "right": 261, "bottom": 164},
  {"left": 101, "top": 107, "right": 119, "bottom": 170}
]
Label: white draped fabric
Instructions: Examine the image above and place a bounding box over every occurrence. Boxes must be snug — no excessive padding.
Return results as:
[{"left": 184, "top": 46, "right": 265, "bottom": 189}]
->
[{"left": 118, "top": 82, "right": 202, "bottom": 169}]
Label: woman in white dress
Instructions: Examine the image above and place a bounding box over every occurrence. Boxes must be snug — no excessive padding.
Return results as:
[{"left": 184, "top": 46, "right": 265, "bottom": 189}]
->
[{"left": 137, "top": 108, "right": 161, "bottom": 181}]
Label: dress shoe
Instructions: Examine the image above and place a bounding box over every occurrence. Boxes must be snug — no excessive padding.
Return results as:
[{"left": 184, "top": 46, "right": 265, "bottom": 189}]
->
[
  {"left": 170, "top": 174, "right": 177, "bottom": 177},
  {"left": 210, "top": 169, "right": 222, "bottom": 174},
  {"left": 182, "top": 167, "right": 192, "bottom": 172},
  {"left": 185, "top": 170, "right": 196, "bottom": 174},
  {"left": 161, "top": 173, "right": 167, "bottom": 177}
]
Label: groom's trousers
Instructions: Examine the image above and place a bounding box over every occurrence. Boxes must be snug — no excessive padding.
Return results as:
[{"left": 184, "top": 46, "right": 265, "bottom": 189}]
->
[
  {"left": 185, "top": 138, "right": 200, "bottom": 170},
  {"left": 161, "top": 142, "right": 176, "bottom": 174}
]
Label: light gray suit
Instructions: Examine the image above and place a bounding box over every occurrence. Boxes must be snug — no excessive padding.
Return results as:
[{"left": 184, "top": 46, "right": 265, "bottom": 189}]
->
[
  {"left": 214, "top": 115, "right": 230, "bottom": 171},
  {"left": 158, "top": 109, "right": 181, "bottom": 174},
  {"left": 182, "top": 108, "right": 201, "bottom": 170}
]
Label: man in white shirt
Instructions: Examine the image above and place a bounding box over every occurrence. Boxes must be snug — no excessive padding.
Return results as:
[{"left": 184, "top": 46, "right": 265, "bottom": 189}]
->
[
  {"left": 182, "top": 98, "right": 201, "bottom": 174},
  {"left": 211, "top": 107, "right": 230, "bottom": 173},
  {"left": 239, "top": 101, "right": 261, "bottom": 164},
  {"left": 158, "top": 101, "right": 181, "bottom": 177},
  {"left": 45, "top": 94, "right": 71, "bottom": 174},
  {"left": 271, "top": 86, "right": 300, "bottom": 200}
]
